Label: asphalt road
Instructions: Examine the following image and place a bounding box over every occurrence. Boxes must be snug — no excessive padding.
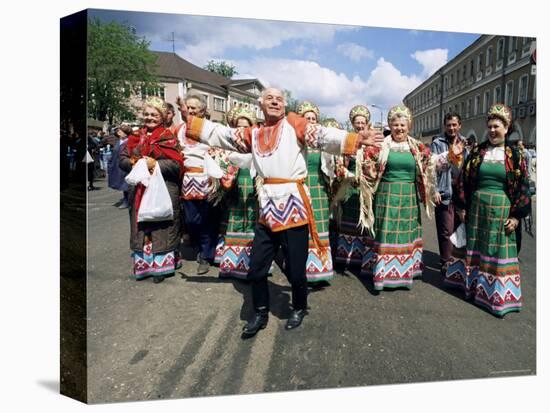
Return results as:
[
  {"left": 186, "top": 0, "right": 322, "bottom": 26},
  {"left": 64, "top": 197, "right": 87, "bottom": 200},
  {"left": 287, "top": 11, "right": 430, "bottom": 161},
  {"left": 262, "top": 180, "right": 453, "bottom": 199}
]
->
[{"left": 85, "top": 177, "right": 536, "bottom": 404}]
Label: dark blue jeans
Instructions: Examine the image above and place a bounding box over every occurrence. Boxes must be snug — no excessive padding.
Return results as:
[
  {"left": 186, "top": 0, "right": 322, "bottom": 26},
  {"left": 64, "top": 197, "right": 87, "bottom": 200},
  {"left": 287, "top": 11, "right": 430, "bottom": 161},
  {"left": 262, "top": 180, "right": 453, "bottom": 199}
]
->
[{"left": 182, "top": 199, "right": 221, "bottom": 262}]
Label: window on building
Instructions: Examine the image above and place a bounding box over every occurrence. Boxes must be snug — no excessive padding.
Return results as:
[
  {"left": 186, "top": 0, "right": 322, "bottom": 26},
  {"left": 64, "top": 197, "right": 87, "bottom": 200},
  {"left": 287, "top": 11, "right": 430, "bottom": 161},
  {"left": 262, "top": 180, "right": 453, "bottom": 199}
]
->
[
  {"left": 497, "top": 37, "right": 505, "bottom": 60},
  {"left": 486, "top": 46, "right": 493, "bottom": 66},
  {"left": 505, "top": 80, "right": 514, "bottom": 106},
  {"left": 477, "top": 53, "right": 483, "bottom": 72},
  {"left": 462, "top": 64, "right": 466, "bottom": 80},
  {"left": 519, "top": 75, "right": 529, "bottom": 103},
  {"left": 475, "top": 95, "right": 481, "bottom": 116},
  {"left": 508, "top": 36, "right": 517, "bottom": 52},
  {"left": 470, "top": 60, "right": 474, "bottom": 77},
  {"left": 467, "top": 98, "right": 472, "bottom": 118},
  {"left": 444, "top": 76, "right": 448, "bottom": 90},
  {"left": 494, "top": 85, "right": 501, "bottom": 103},
  {"left": 201, "top": 94, "right": 209, "bottom": 108},
  {"left": 450, "top": 73, "right": 454, "bottom": 88},
  {"left": 460, "top": 101, "right": 465, "bottom": 117},
  {"left": 522, "top": 37, "right": 533, "bottom": 54},
  {"left": 484, "top": 90, "right": 490, "bottom": 113},
  {"left": 213, "top": 97, "right": 225, "bottom": 112}
]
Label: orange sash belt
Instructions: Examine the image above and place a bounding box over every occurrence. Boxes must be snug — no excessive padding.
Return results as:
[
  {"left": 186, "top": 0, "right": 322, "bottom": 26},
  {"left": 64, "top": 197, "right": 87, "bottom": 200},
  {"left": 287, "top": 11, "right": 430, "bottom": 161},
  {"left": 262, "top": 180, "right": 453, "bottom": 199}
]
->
[
  {"left": 184, "top": 166, "right": 204, "bottom": 173},
  {"left": 263, "top": 177, "right": 328, "bottom": 263}
]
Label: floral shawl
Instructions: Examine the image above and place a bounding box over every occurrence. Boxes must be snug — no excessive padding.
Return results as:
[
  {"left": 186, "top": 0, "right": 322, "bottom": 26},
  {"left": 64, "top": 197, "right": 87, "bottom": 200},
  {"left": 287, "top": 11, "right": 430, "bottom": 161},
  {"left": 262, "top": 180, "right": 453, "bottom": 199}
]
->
[
  {"left": 357, "top": 135, "right": 437, "bottom": 235},
  {"left": 455, "top": 141, "right": 531, "bottom": 219}
]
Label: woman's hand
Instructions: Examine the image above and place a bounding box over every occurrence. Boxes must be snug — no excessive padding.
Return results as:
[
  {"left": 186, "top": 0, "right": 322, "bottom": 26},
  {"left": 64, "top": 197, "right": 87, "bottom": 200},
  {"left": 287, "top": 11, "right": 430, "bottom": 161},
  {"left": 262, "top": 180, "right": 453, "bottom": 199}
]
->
[
  {"left": 504, "top": 217, "right": 519, "bottom": 234},
  {"left": 145, "top": 156, "right": 156, "bottom": 173},
  {"left": 457, "top": 209, "right": 466, "bottom": 223}
]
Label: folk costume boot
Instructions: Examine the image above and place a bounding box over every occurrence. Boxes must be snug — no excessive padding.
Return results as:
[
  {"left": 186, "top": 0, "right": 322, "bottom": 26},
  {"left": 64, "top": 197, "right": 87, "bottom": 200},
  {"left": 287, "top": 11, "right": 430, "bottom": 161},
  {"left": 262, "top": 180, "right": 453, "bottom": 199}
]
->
[{"left": 242, "top": 307, "right": 269, "bottom": 338}]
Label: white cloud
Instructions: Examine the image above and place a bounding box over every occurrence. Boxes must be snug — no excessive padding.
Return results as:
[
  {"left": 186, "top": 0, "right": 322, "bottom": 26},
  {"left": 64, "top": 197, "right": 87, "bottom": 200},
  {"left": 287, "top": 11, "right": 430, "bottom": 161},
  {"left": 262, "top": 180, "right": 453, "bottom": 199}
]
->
[
  {"left": 232, "top": 57, "right": 422, "bottom": 125},
  {"left": 336, "top": 42, "right": 374, "bottom": 62},
  {"left": 146, "top": 16, "right": 358, "bottom": 66},
  {"left": 411, "top": 48, "right": 448, "bottom": 77}
]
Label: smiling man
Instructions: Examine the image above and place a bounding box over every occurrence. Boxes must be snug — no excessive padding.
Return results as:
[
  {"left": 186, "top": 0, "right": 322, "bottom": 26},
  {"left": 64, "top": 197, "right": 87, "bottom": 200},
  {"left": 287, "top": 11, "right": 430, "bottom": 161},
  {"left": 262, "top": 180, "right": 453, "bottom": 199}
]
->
[
  {"left": 430, "top": 112, "right": 468, "bottom": 275},
  {"left": 177, "top": 87, "right": 382, "bottom": 337}
]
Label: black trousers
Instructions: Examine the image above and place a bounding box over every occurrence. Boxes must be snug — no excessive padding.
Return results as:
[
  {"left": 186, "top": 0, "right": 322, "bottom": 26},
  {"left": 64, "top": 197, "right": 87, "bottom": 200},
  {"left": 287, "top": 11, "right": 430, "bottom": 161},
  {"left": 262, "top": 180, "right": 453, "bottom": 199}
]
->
[{"left": 248, "top": 224, "right": 309, "bottom": 311}]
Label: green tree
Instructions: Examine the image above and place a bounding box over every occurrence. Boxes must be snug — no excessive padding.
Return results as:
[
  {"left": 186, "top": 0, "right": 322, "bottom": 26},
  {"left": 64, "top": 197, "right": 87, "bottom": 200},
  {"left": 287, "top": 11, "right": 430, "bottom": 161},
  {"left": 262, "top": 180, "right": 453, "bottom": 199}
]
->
[
  {"left": 204, "top": 60, "right": 238, "bottom": 79},
  {"left": 283, "top": 89, "right": 300, "bottom": 115},
  {"left": 87, "top": 18, "right": 160, "bottom": 125}
]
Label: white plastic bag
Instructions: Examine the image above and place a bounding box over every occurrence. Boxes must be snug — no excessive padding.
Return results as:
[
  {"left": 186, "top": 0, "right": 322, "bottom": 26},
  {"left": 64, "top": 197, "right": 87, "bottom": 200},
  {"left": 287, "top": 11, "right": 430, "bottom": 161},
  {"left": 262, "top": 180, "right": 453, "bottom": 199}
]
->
[
  {"left": 450, "top": 223, "right": 467, "bottom": 248},
  {"left": 83, "top": 150, "right": 94, "bottom": 164},
  {"left": 137, "top": 163, "right": 174, "bottom": 222},
  {"left": 125, "top": 158, "right": 151, "bottom": 187}
]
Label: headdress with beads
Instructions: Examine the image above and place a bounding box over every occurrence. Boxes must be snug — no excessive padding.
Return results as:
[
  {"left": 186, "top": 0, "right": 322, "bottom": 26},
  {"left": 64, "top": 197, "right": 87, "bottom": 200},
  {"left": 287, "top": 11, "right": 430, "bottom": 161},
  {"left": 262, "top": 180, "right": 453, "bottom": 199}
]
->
[
  {"left": 487, "top": 103, "right": 513, "bottom": 127},
  {"left": 387, "top": 105, "right": 412, "bottom": 124},
  {"left": 143, "top": 96, "right": 167, "bottom": 117},
  {"left": 349, "top": 105, "right": 371, "bottom": 123},
  {"left": 233, "top": 107, "right": 256, "bottom": 126},
  {"left": 322, "top": 118, "right": 343, "bottom": 129},
  {"left": 226, "top": 106, "right": 238, "bottom": 126},
  {"left": 297, "top": 101, "right": 320, "bottom": 119}
]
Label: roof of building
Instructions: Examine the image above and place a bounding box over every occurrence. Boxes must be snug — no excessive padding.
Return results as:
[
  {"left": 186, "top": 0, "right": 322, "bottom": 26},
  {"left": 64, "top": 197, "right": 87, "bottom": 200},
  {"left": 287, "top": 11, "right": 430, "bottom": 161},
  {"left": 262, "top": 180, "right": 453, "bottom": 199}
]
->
[{"left": 151, "top": 51, "right": 230, "bottom": 92}]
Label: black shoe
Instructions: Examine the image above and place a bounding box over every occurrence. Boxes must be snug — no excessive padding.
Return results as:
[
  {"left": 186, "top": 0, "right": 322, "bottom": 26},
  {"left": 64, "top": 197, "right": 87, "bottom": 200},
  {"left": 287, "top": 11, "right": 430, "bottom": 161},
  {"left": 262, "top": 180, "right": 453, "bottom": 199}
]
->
[
  {"left": 153, "top": 275, "right": 165, "bottom": 284},
  {"left": 242, "top": 310, "right": 269, "bottom": 338},
  {"left": 285, "top": 309, "right": 307, "bottom": 330},
  {"left": 197, "top": 259, "right": 210, "bottom": 275}
]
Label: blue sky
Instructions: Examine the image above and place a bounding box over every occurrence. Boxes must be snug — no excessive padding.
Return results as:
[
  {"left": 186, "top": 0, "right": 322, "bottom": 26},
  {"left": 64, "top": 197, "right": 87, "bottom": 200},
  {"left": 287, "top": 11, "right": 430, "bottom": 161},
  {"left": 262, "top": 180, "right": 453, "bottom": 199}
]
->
[{"left": 91, "top": 9, "right": 480, "bottom": 124}]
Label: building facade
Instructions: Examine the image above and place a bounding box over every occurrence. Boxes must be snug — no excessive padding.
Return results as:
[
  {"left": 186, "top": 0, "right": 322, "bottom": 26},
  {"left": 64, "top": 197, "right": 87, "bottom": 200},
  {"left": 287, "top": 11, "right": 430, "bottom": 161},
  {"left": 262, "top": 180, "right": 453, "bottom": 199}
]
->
[
  {"left": 404, "top": 35, "right": 536, "bottom": 146},
  {"left": 134, "top": 51, "right": 264, "bottom": 124}
]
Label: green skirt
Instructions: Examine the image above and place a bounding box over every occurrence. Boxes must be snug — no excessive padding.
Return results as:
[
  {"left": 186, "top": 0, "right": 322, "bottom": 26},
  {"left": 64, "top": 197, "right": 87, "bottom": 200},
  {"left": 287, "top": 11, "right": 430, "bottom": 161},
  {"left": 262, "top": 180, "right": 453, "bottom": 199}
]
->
[
  {"left": 445, "top": 189, "right": 522, "bottom": 316},
  {"left": 362, "top": 181, "right": 423, "bottom": 290}
]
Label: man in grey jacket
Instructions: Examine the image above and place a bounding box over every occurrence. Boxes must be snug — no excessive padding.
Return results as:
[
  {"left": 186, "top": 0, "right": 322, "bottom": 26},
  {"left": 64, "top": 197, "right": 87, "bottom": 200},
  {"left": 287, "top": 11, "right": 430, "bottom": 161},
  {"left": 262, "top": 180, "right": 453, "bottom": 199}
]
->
[{"left": 430, "top": 112, "right": 468, "bottom": 275}]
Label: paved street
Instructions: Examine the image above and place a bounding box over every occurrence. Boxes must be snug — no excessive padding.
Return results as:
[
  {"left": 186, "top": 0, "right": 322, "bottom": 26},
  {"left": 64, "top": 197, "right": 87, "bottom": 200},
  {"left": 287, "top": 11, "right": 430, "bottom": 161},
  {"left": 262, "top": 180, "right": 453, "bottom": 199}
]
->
[{"left": 86, "top": 177, "right": 536, "bottom": 403}]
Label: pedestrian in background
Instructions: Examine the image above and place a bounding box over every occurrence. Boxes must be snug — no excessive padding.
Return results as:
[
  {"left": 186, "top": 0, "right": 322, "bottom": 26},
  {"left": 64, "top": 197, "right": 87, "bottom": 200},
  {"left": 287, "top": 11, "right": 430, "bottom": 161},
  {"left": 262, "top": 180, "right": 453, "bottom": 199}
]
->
[{"left": 108, "top": 125, "right": 132, "bottom": 208}]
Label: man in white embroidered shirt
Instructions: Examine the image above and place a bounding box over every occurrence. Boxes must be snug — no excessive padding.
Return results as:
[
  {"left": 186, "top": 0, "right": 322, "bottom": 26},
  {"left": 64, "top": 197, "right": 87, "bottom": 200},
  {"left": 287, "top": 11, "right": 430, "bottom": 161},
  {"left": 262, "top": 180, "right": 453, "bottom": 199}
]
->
[{"left": 177, "top": 88, "right": 382, "bottom": 337}]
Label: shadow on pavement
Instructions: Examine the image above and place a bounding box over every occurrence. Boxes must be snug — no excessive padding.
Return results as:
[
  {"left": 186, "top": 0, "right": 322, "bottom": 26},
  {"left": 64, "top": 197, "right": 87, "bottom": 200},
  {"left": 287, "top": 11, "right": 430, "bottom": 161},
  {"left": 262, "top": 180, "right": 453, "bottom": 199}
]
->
[{"left": 421, "top": 249, "right": 466, "bottom": 301}]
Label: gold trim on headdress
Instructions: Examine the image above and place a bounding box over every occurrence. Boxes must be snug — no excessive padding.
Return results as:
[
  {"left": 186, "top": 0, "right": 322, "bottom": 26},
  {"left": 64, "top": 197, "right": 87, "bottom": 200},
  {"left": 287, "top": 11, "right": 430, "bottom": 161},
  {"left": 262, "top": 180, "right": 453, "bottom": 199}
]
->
[
  {"left": 233, "top": 107, "right": 256, "bottom": 126},
  {"left": 297, "top": 101, "right": 320, "bottom": 119},
  {"left": 143, "top": 96, "right": 167, "bottom": 117},
  {"left": 322, "top": 118, "right": 343, "bottom": 129},
  {"left": 387, "top": 105, "right": 412, "bottom": 124},
  {"left": 226, "top": 106, "right": 238, "bottom": 126},
  {"left": 488, "top": 103, "right": 512, "bottom": 127},
  {"left": 349, "top": 105, "right": 371, "bottom": 124}
]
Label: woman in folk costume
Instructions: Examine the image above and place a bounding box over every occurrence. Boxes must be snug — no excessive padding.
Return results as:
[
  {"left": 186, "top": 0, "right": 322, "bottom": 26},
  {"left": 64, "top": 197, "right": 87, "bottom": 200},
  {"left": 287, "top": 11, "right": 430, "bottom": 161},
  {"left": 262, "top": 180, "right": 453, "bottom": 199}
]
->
[
  {"left": 445, "top": 104, "right": 530, "bottom": 316},
  {"left": 322, "top": 118, "right": 344, "bottom": 258},
  {"left": 119, "top": 97, "right": 184, "bottom": 284},
  {"left": 358, "top": 105, "right": 436, "bottom": 291},
  {"left": 333, "top": 105, "right": 372, "bottom": 270},
  {"left": 297, "top": 101, "right": 334, "bottom": 284},
  {"left": 215, "top": 107, "right": 260, "bottom": 280}
]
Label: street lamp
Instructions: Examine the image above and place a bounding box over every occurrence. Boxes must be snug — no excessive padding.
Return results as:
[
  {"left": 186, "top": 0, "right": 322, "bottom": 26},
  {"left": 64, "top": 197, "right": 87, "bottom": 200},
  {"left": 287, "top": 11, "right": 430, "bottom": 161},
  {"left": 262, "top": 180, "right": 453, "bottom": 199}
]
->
[{"left": 370, "top": 104, "right": 384, "bottom": 129}]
